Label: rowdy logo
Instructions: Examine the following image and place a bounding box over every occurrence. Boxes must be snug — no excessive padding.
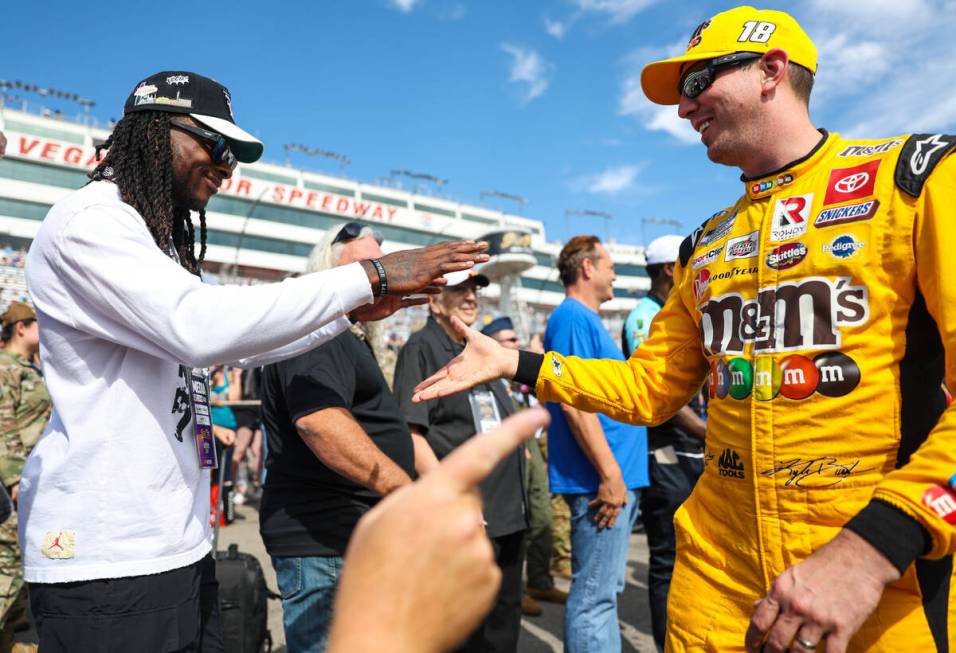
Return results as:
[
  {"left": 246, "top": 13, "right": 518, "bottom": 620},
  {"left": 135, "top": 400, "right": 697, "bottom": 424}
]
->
[
  {"left": 771, "top": 194, "right": 812, "bottom": 241},
  {"left": 824, "top": 160, "right": 880, "bottom": 205},
  {"left": 698, "top": 277, "right": 869, "bottom": 355}
]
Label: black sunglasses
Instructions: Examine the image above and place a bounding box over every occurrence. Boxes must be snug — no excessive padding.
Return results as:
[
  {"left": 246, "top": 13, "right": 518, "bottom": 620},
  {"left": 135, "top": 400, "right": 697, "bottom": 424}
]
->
[
  {"left": 679, "top": 52, "right": 762, "bottom": 99},
  {"left": 170, "top": 121, "right": 237, "bottom": 170},
  {"left": 332, "top": 221, "right": 383, "bottom": 246}
]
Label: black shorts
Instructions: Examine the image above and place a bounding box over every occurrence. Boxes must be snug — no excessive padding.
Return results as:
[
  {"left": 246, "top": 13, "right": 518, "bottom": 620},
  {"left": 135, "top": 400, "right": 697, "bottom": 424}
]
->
[
  {"left": 231, "top": 407, "right": 260, "bottom": 431},
  {"left": 29, "top": 555, "right": 223, "bottom": 653}
]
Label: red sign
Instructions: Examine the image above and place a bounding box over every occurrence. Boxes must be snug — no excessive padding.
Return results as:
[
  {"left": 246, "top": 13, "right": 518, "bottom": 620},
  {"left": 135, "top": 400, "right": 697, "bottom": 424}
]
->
[
  {"left": 824, "top": 160, "right": 880, "bottom": 206},
  {"left": 12, "top": 134, "right": 102, "bottom": 168}
]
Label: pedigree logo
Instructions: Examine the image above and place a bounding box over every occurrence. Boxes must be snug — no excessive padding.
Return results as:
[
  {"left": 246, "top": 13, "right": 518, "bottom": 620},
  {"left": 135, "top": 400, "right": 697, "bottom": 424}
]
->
[{"left": 697, "top": 277, "right": 869, "bottom": 355}]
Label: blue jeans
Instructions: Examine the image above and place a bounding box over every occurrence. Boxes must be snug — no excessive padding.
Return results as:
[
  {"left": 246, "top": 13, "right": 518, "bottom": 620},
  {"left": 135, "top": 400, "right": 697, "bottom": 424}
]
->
[
  {"left": 564, "top": 490, "right": 641, "bottom": 653},
  {"left": 272, "top": 555, "right": 342, "bottom": 653}
]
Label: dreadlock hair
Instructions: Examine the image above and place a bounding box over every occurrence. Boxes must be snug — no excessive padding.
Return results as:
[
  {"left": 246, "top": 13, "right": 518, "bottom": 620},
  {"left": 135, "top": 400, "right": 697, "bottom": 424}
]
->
[{"left": 90, "top": 111, "right": 207, "bottom": 275}]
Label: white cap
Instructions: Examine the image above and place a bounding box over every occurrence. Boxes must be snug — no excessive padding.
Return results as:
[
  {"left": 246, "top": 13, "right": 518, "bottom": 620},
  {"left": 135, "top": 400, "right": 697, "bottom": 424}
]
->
[
  {"left": 645, "top": 234, "right": 684, "bottom": 265},
  {"left": 443, "top": 269, "right": 490, "bottom": 287}
]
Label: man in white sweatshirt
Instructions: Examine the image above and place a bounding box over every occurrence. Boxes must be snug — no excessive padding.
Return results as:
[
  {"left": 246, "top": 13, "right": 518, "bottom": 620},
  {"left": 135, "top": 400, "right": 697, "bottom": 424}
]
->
[{"left": 21, "top": 70, "right": 487, "bottom": 652}]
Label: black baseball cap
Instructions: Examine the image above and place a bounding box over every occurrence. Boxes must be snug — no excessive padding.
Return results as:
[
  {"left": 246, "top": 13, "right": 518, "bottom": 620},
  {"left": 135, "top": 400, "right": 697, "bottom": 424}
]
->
[{"left": 124, "top": 71, "right": 264, "bottom": 163}]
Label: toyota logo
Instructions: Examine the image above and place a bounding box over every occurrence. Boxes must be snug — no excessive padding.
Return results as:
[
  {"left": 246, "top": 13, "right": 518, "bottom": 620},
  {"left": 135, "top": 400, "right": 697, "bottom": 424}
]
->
[{"left": 835, "top": 172, "right": 869, "bottom": 193}]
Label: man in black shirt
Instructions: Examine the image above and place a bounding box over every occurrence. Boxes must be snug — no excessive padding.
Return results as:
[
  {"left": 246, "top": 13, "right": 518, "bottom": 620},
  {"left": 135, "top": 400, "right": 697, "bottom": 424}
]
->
[
  {"left": 259, "top": 223, "right": 416, "bottom": 653},
  {"left": 394, "top": 273, "right": 527, "bottom": 653}
]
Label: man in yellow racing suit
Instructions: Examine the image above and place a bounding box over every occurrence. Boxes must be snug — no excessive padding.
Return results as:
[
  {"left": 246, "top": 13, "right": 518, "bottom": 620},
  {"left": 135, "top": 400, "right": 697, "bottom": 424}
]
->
[{"left": 412, "top": 6, "right": 956, "bottom": 652}]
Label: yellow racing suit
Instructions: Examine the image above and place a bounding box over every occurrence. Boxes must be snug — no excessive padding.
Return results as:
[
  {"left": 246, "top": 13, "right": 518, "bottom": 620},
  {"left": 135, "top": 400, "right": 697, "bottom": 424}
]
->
[{"left": 514, "top": 131, "right": 956, "bottom": 651}]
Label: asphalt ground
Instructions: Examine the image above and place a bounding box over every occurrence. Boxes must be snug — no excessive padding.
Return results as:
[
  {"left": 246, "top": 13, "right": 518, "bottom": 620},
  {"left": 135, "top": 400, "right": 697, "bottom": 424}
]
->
[{"left": 219, "top": 500, "right": 658, "bottom": 652}]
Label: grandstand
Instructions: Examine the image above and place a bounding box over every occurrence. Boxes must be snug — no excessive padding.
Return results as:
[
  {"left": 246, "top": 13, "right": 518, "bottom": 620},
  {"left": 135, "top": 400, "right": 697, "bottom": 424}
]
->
[{"left": 0, "top": 102, "right": 651, "bottom": 340}]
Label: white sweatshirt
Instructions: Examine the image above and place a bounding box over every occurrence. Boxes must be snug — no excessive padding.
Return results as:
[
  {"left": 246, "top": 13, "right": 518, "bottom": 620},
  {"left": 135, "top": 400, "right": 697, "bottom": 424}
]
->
[{"left": 21, "top": 181, "right": 372, "bottom": 583}]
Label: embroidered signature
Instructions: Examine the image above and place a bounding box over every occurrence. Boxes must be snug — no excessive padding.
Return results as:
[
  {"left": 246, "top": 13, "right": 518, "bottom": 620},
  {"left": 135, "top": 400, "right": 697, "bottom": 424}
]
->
[{"left": 760, "top": 457, "right": 869, "bottom": 488}]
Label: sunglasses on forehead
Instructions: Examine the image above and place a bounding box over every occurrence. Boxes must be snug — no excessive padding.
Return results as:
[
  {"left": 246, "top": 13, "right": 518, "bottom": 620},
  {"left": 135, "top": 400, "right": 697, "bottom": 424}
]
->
[
  {"left": 332, "top": 221, "right": 383, "bottom": 246},
  {"left": 679, "top": 52, "right": 762, "bottom": 99},
  {"left": 170, "top": 121, "right": 237, "bottom": 171}
]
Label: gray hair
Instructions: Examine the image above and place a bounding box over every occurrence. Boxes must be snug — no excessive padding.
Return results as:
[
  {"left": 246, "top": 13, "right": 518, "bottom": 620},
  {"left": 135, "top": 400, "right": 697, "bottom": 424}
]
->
[{"left": 305, "top": 225, "right": 380, "bottom": 274}]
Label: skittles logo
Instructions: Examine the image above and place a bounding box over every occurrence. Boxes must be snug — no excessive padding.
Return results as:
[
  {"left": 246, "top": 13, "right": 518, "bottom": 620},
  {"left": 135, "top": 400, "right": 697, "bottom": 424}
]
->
[{"left": 709, "top": 353, "right": 860, "bottom": 401}]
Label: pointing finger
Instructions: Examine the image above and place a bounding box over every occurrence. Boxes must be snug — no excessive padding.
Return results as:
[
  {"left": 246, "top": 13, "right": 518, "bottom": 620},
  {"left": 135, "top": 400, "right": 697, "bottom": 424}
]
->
[{"left": 425, "top": 408, "right": 549, "bottom": 494}]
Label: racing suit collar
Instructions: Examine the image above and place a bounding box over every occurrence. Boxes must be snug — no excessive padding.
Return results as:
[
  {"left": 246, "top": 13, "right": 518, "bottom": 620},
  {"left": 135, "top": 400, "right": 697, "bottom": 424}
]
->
[{"left": 742, "top": 129, "right": 835, "bottom": 201}]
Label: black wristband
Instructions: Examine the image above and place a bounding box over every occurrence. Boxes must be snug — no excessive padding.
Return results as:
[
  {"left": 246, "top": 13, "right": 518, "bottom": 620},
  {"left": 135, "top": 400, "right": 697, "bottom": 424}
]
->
[
  {"left": 515, "top": 350, "right": 544, "bottom": 387},
  {"left": 369, "top": 258, "right": 388, "bottom": 297},
  {"left": 844, "top": 499, "right": 932, "bottom": 575}
]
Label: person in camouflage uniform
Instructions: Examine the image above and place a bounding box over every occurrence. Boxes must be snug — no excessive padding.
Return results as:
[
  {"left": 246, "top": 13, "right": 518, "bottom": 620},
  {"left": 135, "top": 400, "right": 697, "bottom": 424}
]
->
[{"left": 0, "top": 303, "right": 51, "bottom": 652}]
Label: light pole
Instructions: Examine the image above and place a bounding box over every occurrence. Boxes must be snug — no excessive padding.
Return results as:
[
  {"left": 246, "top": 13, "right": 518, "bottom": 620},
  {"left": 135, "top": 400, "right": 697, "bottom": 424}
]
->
[
  {"left": 640, "top": 217, "right": 683, "bottom": 246},
  {"left": 0, "top": 80, "right": 95, "bottom": 124},
  {"left": 565, "top": 209, "right": 613, "bottom": 241},
  {"left": 231, "top": 186, "right": 272, "bottom": 282},
  {"left": 479, "top": 190, "right": 527, "bottom": 217},
  {"left": 283, "top": 143, "right": 351, "bottom": 175},
  {"left": 391, "top": 169, "right": 448, "bottom": 197}
]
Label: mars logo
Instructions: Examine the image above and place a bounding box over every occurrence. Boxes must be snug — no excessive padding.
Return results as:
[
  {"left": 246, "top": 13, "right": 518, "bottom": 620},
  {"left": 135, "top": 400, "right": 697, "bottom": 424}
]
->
[
  {"left": 709, "top": 352, "right": 860, "bottom": 401},
  {"left": 766, "top": 242, "right": 808, "bottom": 270},
  {"left": 698, "top": 277, "right": 869, "bottom": 355},
  {"left": 694, "top": 269, "right": 711, "bottom": 301},
  {"left": 824, "top": 160, "right": 880, "bottom": 205},
  {"left": 771, "top": 194, "right": 812, "bottom": 241}
]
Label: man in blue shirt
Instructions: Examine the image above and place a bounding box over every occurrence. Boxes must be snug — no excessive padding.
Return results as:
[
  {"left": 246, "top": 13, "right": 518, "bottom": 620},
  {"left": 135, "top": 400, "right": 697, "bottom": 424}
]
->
[
  {"left": 622, "top": 235, "right": 706, "bottom": 652},
  {"left": 544, "top": 235, "right": 648, "bottom": 653}
]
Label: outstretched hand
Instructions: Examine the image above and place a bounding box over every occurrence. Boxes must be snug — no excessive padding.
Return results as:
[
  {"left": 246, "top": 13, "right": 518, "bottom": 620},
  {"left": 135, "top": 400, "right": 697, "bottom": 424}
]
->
[
  {"left": 377, "top": 241, "right": 489, "bottom": 296},
  {"left": 350, "top": 294, "right": 430, "bottom": 323},
  {"left": 412, "top": 316, "right": 520, "bottom": 402},
  {"left": 328, "top": 407, "right": 551, "bottom": 653}
]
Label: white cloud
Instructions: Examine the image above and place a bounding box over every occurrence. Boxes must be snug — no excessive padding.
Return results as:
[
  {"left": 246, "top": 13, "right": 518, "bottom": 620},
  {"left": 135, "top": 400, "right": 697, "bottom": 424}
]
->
[
  {"left": 544, "top": 16, "right": 567, "bottom": 38},
  {"left": 572, "top": 0, "right": 658, "bottom": 24},
  {"left": 500, "top": 44, "right": 554, "bottom": 104},
  {"left": 574, "top": 164, "right": 644, "bottom": 194},
  {"left": 618, "top": 47, "right": 698, "bottom": 144},
  {"left": 387, "top": 0, "right": 422, "bottom": 13},
  {"left": 798, "top": 0, "right": 956, "bottom": 134}
]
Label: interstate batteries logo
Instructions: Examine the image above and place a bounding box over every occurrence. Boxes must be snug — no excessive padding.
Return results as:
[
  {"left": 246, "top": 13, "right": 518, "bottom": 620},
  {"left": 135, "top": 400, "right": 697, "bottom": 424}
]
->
[
  {"left": 724, "top": 230, "right": 759, "bottom": 261},
  {"left": 699, "top": 210, "right": 737, "bottom": 247},
  {"left": 766, "top": 242, "right": 808, "bottom": 270},
  {"left": 698, "top": 277, "right": 869, "bottom": 355},
  {"left": 823, "top": 235, "right": 865, "bottom": 259},
  {"left": 709, "top": 352, "right": 861, "bottom": 401}
]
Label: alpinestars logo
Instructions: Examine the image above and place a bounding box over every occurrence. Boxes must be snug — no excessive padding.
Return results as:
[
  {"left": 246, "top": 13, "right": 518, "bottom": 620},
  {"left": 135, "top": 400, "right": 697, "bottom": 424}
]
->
[
  {"left": 718, "top": 448, "right": 745, "bottom": 479},
  {"left": 551, "top": 354, "right": 563, "bottom": 378},
  {"left": 910, "top": 134, "right": 951, "bottom": 176}
]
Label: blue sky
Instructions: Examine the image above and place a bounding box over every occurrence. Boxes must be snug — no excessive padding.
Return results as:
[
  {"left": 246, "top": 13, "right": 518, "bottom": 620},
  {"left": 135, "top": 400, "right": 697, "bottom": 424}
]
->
[{"left": 5, "top": 0, "right": 956, "bottom": 247}]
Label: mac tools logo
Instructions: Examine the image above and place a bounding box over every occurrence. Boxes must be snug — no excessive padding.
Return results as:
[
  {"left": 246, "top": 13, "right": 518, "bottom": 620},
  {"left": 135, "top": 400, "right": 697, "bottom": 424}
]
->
[{"left": 770, "top": 194, "right": 812, "bottom": 241}]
